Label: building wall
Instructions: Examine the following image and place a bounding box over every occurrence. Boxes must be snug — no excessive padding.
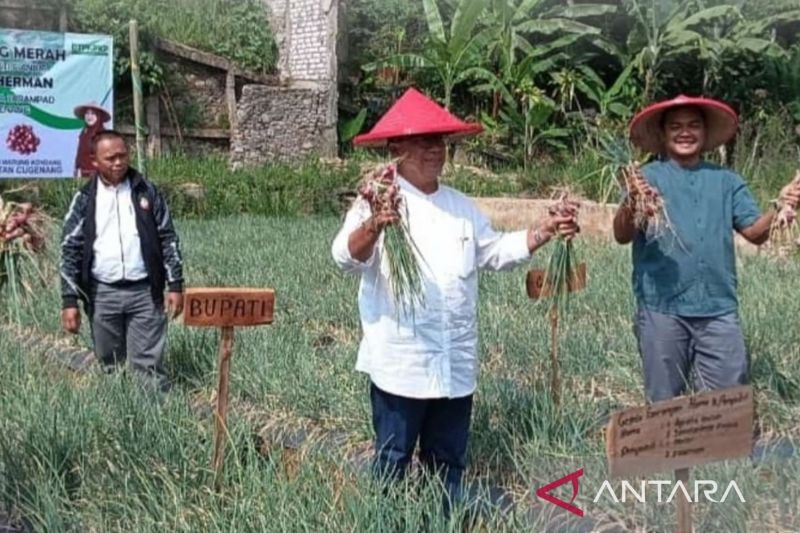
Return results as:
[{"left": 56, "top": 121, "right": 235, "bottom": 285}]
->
[
  {"left": 161, "top": 58, "right": 230, "bottom": 129},
  {"left": 231, "top": 85, "right": 332, "bottom": 166},
  {"left": 232, "top": 0, "right": 339, "bottom": 164},
  {"left": 263, "top": 0, "right": 337, "bottom": 83}
]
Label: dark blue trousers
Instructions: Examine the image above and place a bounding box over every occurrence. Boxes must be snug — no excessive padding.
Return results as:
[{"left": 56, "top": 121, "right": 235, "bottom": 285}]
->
[{"left": 369, "top": 382, "right": 473, "bottom": 506}]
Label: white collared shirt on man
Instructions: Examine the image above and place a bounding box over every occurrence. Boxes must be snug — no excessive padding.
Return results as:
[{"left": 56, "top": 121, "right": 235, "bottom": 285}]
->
[
  {"left": 92, "top": 178, "right": 148, "bottom": 283},
  {"left": 332, "top": 176, "right": 531, "bottom": 399}
]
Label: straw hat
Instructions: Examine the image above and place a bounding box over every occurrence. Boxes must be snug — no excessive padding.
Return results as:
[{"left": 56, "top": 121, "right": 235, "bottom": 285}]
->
[
  {"left": 354, "top": 87, "right": 482, "bottom": 147},
  {"left": 629, "top": 94, "right": 738, "bottom": 154},
  {"left": 73, "top": 102, "right": 111, "bottom": 124}
]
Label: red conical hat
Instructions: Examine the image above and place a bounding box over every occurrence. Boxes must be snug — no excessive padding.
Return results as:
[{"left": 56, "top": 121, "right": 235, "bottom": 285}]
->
[
  {"left": 354, "top": 87, "right": 483, "bottom": 147},
  {"left": 629, "top": 94, "right": 738, "bottom": 154}
]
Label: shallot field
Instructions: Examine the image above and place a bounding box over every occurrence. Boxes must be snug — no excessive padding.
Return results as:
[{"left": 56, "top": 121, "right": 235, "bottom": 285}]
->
[{"left": 0, "top": 216, "right": 799, "bottom": 532}]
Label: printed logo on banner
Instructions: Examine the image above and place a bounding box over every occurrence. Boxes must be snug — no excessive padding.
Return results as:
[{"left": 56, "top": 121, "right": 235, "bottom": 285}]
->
[{"left": 72, "top": 42, "right": 110, "bottom": 56}]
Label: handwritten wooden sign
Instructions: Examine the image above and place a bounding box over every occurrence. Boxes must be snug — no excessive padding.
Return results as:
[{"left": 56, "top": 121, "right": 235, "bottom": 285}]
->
[
  {"left": 606, "top": 385, "right": 754, "bottom": 478},
  {"left": 183, "top": 288, "right": 275, "bottom": 327},
  {"left": 527, "top": 263, "right": 587, "bottom": 299}
]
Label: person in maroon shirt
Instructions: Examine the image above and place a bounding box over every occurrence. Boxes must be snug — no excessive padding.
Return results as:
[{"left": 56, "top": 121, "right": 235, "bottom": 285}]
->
[{"left": 73, "top": 102, "right": 111, "bottom": 177}]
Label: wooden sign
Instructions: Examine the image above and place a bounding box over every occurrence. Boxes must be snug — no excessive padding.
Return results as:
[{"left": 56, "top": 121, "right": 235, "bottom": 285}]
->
[
  {"left": 606, "top": 385, "right": 754, "bottom": 478},
  {"left": 184, "top": 288, "right": 275, "bottom": 327},
  {"left": 182, "top": 287, "right": 275, "bottom": 490},
  {"left": 527, "top": 263, "right": 587, "bottom": 299}
]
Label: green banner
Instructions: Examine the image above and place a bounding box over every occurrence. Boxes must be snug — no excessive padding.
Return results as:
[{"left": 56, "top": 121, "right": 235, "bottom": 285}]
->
[{"left": 0, "top": 29, "right": 113, "bottom": 178}]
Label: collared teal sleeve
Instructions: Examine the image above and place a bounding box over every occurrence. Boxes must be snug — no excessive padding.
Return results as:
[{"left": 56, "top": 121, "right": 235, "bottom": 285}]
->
[{"left": 730, "top": 173, "right": 761, "bottom": 231}]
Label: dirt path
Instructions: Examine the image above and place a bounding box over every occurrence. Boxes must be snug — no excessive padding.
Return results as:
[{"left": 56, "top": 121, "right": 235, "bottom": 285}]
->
[{"left": 473, "top": 197, "right": 761, "bottom": 255}]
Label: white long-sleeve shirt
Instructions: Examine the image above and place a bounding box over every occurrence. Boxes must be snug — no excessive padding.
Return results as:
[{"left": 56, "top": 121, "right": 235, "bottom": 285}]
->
[
  {"left": 92, "top": 178, "right": 148, "bottom": 283},
  {"left": 331, "top": 176, "right": 532, "bottom": 399}
]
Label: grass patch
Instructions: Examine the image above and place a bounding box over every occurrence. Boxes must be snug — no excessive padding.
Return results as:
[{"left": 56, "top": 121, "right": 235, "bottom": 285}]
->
[{"left": 70, "top": 0, "right": 277, "bottom": 75}]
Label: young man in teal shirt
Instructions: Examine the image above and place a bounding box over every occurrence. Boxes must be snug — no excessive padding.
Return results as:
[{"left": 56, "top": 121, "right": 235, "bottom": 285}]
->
[{"left": 613, "top": 95, "right": 800, "bottom": 402}]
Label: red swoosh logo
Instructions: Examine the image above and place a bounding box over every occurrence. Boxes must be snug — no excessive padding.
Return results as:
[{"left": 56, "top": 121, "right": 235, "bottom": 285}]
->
[{"left": 536, "top": 468, "right": 584, "bottom": 517}]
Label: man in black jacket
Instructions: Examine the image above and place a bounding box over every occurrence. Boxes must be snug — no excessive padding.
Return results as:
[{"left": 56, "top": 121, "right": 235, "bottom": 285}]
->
[{"left": 60, "top": 130, "right": 184, "bottom": 390}]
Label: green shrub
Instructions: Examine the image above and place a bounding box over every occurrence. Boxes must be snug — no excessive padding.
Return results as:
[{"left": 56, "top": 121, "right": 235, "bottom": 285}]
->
[
  {"left": 1, "top": 156, "right": 361, "bottom": 220},
  {"left": 68, "top": 0, "right": 277, "bottom": 94},
  {"left": 150, "top": 155, "right": 361, "bottom": 219}
]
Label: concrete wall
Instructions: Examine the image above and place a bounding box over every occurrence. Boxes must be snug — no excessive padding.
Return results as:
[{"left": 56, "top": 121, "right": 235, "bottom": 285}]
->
[
  {"left": 232, "top": 0, "right": 339, "bottom": 164},
  {"left": 161, "top": 58, "right": 230, "bottom": 129},
  {"left": 263, "top": 0, "right": 338, "bottom": 83},
  {"left": 231, "top": 85, "right": 332, "bottom": 166}
]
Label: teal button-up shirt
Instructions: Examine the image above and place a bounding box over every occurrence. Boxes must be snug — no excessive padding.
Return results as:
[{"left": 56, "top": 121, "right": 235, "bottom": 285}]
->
[{"left": 632, "top": 158, "right": 761, "bottom": 317}]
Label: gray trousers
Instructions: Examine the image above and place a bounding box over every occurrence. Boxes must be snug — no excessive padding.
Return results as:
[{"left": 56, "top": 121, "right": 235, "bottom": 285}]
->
[
  {"left": 634, "top": 307, "right": 749, "bottom": 403},
  {"left": 89, "top": 280, "right": 168, "bottom": 391}
]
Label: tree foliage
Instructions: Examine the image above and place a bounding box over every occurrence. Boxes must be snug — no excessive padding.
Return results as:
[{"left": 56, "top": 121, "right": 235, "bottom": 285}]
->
[{"left": 343, "top": 0, "right": 800, "bottom": 166}]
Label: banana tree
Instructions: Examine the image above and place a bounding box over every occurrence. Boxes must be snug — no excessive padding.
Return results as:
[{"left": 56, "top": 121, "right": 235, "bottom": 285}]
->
[
  {"left": 697, "top": 6, "right": 800, "bottom": 96},
  {"left": 485, "top": 0, "right": 614, "bottom": 69},
  {"left": 625, "top": 0, "right": 737, "bottom": 100},
  {"left": 483, "top": 0, "right": 618, "bottom": 117},
  {"left": 758, "top": 43, "right": 800, "bottom": 129},
  {"left": 364, "top": 0, "right": 491, "bottom": 109}
]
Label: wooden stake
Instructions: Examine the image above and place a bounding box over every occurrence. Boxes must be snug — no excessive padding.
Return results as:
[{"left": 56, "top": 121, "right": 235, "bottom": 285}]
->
[
  {"left": 225, "top": 68, "right": 237, "bottom": 139},
  {"left": 129, "top": 20, "right": 147, "bottom": 175},
  {"left": 58, "top": 5, "right": 68, "bottom": 32},
  {"left": 145, "top": 95, "right": 161, "bottom": 158},
  {"left": 675, "top": 468, "right": 693, "bottom": 533},
  {"left": 549, "top": 304, "right": 560, "bottom": 407},
  {"left": 212, "top": 326, "right": 235, "bottom": 487}
]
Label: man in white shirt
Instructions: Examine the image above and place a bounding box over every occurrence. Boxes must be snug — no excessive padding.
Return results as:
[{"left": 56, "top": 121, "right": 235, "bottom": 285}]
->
[
  {"left": 331, "top": 88, "right": 578, "bottom": 508},
  {"left": 60, "top": 130, "right": 184, "bottom": 391}
]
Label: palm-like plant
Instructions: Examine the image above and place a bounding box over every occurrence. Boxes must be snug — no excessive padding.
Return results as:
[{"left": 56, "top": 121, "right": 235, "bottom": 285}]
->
[
  {"left": 575, "top": 62, "right": 642, "bottom": 128},
  {"left": 507, "top": 81, "right": 571, "bottom": 170},
  {"left": 484, "top": 0, "right": 612, "bottom": 67},
  {"left": 364, "top": 0, "right": 491, "bottom": 109},
  {"left": 625, "top": 0, "right": 737, "bottom": 100},
  {"left": 763, "top": 44, "right": 800, "bottom": 124},
  {"left": 481, "top": 0, "right": 617, "bottom": 116},
  {"left": 551, "top": 67, "right": 581, "bottom": 114},
  {"left": 478, "top": 60, "right": 572, "bottom": 169},
  {"left": 468, "top": 1, "right": 619, "bottom": 166},
  {"left": 697, "top": 5, "right": 800, "bottom": 97}
]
